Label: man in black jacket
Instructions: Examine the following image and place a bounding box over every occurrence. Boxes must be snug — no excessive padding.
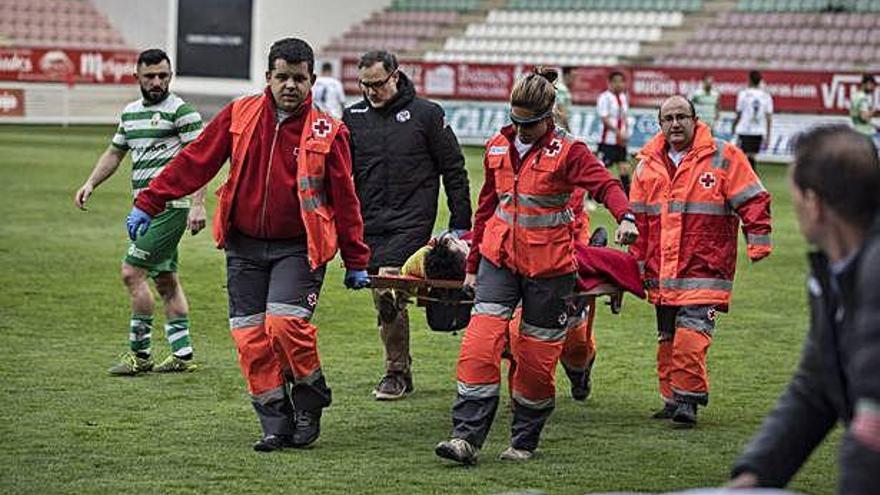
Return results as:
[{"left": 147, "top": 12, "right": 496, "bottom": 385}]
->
[
  {"left": 729, "top": 125, "right": 880, "bottom": 493},
  {"left": 344, "top": 50, "right": 472, "bottom": 401}
]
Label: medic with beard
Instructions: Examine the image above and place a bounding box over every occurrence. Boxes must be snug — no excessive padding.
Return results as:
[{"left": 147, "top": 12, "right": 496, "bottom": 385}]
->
[{"left": 125, "top": 38, "right": 371, "bottom": 451}]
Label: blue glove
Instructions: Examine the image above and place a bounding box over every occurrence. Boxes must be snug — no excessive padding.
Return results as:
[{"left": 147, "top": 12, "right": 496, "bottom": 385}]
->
[
  {"left": 344, "top": 269, "right": 370, "bottom": 290},
  {"left": 126, "top": 206, "right": 153, "bottom": 241}
]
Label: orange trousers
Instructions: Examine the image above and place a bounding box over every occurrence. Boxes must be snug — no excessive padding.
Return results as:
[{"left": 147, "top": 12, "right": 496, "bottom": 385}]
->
[{"left": 655, "top": 305, "right": 716, "bottom": 405}]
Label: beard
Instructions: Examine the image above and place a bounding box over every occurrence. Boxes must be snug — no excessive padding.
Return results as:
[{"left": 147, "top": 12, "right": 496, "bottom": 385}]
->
[{"left": 141, "top": 86, "right": 169, "bottom": 104}]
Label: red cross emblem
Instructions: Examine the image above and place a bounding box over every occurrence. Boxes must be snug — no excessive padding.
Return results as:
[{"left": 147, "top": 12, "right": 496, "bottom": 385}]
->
[
  {"left": 312, "top": 119, "right": 331, "bottom": 138},
  {"left": 545, "top": 139, "right": 561, "bottom": 157},
  {"left": 699, "top": 172, "right": 716, "bottom": 189}
]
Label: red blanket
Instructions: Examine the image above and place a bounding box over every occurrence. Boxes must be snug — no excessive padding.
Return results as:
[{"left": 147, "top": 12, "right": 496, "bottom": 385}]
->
[{"left": 575, "top": 244, "right": 646, "bottom": 298}]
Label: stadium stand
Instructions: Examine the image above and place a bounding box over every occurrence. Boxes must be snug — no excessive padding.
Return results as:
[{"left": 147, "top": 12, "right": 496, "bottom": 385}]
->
[
  {"left": 426, "top": 9, "right": 686, "bottom": 65},
  {"left": 0, "top": 0, "right": 128, "bottom": 50},
  {"left": 656, "top": 2, "right": 880, "bottom": 71},
  {"left": 320, "top": 3, "right": 484, "bottom": 61},
  {"left": 317, "top": 0, "right": 877, "bottom": 73}
]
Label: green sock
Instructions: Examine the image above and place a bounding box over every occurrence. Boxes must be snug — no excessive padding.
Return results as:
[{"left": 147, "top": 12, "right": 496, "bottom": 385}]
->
[
  {"left": 165, "top": 316, "right": 193, "bottom": 358},
  {"left": 130, "top": 314, "right": 153, "bottom": 356}
]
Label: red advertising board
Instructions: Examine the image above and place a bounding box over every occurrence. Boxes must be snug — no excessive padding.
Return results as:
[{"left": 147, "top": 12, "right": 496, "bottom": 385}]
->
[
  {"left": 0, "top": 89, "right": 25, "bottom": 116},
  {"left": 342, "top": 58, "right": 872, "bottom": 115},
  {"left": 625, "top": 66, "right": 871, "bottom": 115},
  {"left": 342, "top": 59, "right": 519, "bottom": 101},
  {"left": 0, "top": 47, "right": 137, "bottom": 84}
]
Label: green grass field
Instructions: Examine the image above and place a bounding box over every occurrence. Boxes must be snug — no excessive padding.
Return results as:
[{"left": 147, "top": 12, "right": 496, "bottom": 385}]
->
[{"left": 0, "top": 125, "right": 836, "bottom": 494}]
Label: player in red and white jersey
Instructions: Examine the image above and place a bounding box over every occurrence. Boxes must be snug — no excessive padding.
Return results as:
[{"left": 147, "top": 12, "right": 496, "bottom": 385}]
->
[{"left": 596, "top": 70, "right": 632, "bottom": 195}]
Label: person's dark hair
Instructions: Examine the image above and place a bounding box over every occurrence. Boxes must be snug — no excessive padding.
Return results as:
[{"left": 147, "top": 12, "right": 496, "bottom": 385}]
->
[
  {"left": 321, "top": 62, "right": 333, "bottom": 73},
  {"left": 608, "top": 70, "right": 625, "bottom": 81},
  {"left": 424, "top": 236, "right": 467, "bottom": 281},
  {"left": 562, "top": 66, "right": 575, "bottom": 77},
  {"left": 657, "top": 95, "right": 697, "bottom": 121},
  {"left": 749, "top": 70, "right": 762, "bottom": 86},
  {"left": 862, "top": 73, "right": 876, "bottom": 86},
  {"left": 267, "top": 38, "right": 314, "bottom": 73},
  {"left": 510, "top": 66, "right": 557, "bottom": 116},
  {"left": 137, "top": 49, "right": 170, "bottom": 69},
  {"left": 358, "top": 50, "right": 398, "bottom": 73},
  {"left": 792, "top": 125, "right": 880, "bottom": 228}
]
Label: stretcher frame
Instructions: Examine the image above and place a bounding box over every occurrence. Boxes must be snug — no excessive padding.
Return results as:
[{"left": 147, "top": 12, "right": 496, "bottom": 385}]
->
[{"left": 369, "top": 274, "right": 624, "bottom": 314}]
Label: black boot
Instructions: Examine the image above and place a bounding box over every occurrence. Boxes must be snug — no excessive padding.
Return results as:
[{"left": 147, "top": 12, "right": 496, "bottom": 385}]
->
[
  {"left": 671, "top": 401, "right": 698, "bottom": 427},
  {"left": 291, "top": 408, "right": 322, "bottom": 447},
  {"left": 253, "top": 434, "right": 295, "bottom": 452},
  {"left": 651, "top": 402, "right": 677, "bottom": 419},
  {"left": 251, "top": 396, "right": 295, "bottom": 452},
  {"left": 588, "top": 227, "right": 608, "bottom": 247},
  {"left": 562, "top": 363, "right": 590, "bottom": 401}
]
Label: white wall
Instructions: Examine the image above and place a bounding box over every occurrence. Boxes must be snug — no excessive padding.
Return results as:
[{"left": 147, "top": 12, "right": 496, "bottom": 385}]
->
[
  {"left": 90, "top": 0, "right": 170, "bottom": 51},
  {"left": 259, "top": 0, "right": 391, "bottom": 54},
  {"left": 62, "top": 0, "right": 392, "bottom": 106}
]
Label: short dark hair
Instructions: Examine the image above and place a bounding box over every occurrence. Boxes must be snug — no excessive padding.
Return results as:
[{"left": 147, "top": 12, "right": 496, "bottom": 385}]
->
[
  {"left": 321, "top": 61, "right": 333, "bottom": 73},
  {"left": 137, "top": 48, "right": 170, "bottom": 69},
  {"left": 358, "top": 50, "right": 398, "bottom": 73},
  {"left": 608, "top": 70, "right": 625, "bottom": 81},
  {"left": 749, "top": 70, "right": 762, "bottom": 86},
  {"left": 657, "top": 95, "right": 697, "bottom": 121},
  {"left": 424, "top": 236, "right": 467, "bottom": 281},
  {"left": 562, "top": 66, "right": 575, "bottom": 77},
  {"left": 792, "top": 125, "right": 880, "bottom": 228},
  {"left": 862, "top": 73, "right": 876, "bottom": 86},
  {"left": 267, "top": 38, "right": 314, "bottom": 73}
]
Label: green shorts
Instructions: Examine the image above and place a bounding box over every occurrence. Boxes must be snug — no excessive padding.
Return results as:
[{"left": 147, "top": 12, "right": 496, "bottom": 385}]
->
[{"left": 124, "top": 207, "right": 188, "bottom": 278}]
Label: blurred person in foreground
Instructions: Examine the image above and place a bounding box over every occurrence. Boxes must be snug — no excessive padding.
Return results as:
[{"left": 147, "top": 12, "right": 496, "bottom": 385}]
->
[
  {"left": 630, "top": 95, "right": 772, "bottom": 427},
  {"left": 434, "top": 67, "right": 637, "bottom": 465},
  {"left": 728, "top": 125, "right": 880, "bottom": 494},
  {"left": 74, "top": 48, "right": 205, "bottom": 375},
  {"left": 344, "top": 50, "right": 472, "bottom": 401},
  {"left": 126, "top": 38, "right": 371, "bottom": 451}
]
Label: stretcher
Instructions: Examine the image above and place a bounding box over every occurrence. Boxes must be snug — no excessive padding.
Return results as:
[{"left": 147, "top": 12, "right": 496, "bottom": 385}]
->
[{"left": 369, "top": 274, "right": 624, "bottom": 314}]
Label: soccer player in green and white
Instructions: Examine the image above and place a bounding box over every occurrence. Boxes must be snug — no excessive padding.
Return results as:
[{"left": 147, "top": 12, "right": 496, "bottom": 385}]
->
[
  {"left": 690, "top": 73, "right": 721, "bottom": 131},
  {"left": 851, "top": 73, "right": 877, "bottom": 137},
  {"left": 74, "top": 49, "right": 206, "bottom": 375}
]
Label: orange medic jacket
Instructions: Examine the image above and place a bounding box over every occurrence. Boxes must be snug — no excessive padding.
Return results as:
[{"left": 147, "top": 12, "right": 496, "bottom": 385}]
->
[{"left": 628, "top": 122, "right": 772, "bottom": 311}]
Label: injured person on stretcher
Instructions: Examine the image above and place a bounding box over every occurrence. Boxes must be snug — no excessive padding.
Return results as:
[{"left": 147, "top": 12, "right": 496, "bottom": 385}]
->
[{"left": 372, "top": 228, "right": 646, "bottom": 402}]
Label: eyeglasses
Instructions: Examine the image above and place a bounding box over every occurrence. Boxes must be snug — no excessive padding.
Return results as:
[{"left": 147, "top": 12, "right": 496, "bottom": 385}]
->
[
  {"left": 358, "top": 70, "right": 397, "bottom": 90},
  {"left": 660, "top": 113, "right": 694, "bottom": 125}
]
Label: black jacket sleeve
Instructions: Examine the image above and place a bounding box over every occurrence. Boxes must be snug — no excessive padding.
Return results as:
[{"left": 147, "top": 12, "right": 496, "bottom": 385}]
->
[
  {"left": 731, "top": 317, "right": 838, "bottom": 487},
  {"left": 840, "top": 233, "right": 880, "bottom": 494},
  {"left": 425, "top": 104, "right": 472, "bottom": 231}
]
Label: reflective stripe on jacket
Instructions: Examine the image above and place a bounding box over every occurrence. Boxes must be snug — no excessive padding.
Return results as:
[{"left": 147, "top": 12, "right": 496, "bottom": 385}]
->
[
  {"left": 214, "top": 94, "right": 340, "bottom": 269},
  {"left": 629, "top": 122, "right": 772, "bottom": 309},
  {"left": 479, "top": 128, "right": 578, "bottom": 277}
]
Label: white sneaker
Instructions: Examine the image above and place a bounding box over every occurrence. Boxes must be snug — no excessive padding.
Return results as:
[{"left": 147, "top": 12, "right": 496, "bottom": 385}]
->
[
  {"left": 435, "top": 438, "right": 478, "bottom": 465},
  {"left": 498, "top": 446, "right": 533, "bottom": 461}
]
